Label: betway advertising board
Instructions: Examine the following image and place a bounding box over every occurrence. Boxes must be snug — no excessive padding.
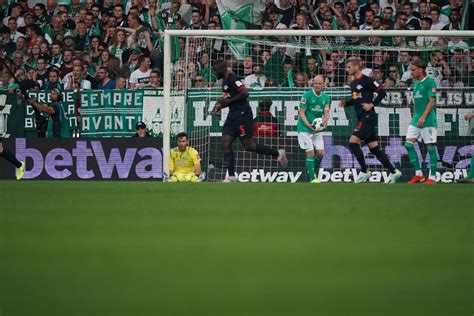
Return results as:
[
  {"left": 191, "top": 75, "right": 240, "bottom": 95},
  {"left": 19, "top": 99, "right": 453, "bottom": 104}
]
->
[{"left": 0, "top": 138, "right": 163, "bottom": 180}]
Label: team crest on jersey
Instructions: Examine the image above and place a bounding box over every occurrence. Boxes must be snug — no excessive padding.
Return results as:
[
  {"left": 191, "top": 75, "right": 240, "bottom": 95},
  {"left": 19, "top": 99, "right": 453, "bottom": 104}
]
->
[
  {"left": 235, "top": 81, "right": 243, "bottom": 87},
  {"left": 301, "top": 98, "right": 306, "bottom": 104},
  {"left": 356, "top": 84, "right": 363, "bottom": 90},
  {"left": 224, "top": 85, "right": 228, "bottom": 90}
]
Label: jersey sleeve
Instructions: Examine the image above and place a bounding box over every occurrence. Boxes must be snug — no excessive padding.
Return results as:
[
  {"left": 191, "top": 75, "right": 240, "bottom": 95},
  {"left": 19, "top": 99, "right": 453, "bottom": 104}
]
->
[
  {"left": 367, "top": 76, "right": 386, "bottom": 106},
  {"left": 299, "top": 91, "right": 309, "bottom": 110},
  {"left": 228, "top": 74, "right": 245, "bottom": 93},
  {"left": 169, "top": 150, "right": 175, "bottom": 172},
  {"left": 324, "top": 93, "right": 331, "bottom": 107},
  {"left": 189, "top": 147, "right": 201, "bottom": 164},
  {"left": 427, "top": 79, "right": 437, "bottom": 98}
]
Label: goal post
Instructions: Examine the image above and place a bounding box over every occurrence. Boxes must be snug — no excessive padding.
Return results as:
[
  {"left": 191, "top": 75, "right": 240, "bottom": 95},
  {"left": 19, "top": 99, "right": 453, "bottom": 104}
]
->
[{"left": 162, "top": 29, "right": 474, "bottom": 183}]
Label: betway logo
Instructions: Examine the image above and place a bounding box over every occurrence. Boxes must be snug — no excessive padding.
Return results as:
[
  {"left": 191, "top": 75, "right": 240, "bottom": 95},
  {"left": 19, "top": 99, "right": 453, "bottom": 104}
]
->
[
  {"left": 15, "top": 139, "right": 162, "bottom": 180},
  {"left": 318, "top": 168, "right": 468, "bottom": 183},
  {"left": 235, "top": 169, "right": 302, "bottom": 183}
]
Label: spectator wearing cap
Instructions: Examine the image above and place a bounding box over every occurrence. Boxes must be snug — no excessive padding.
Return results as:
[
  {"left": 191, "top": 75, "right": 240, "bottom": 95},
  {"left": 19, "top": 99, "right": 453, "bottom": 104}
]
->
[
  {"left": 96, "top": 66, "right": 116, "bottom": 90},
  {"left": 1, "top": 29, "right": 16, "bottom": 57},
  {"left": 244, "top": 63, "right": 267, "bottom": 89},
  {"left": 3, "top": 4, "right": 25, "bottom": 28},
  {"left": 122, "top": 46, "right": 141, "bottom": 74},
  {"left": 129, "top": 55, "right": 151, "bottom": 88},
  {"left": 62, "top": 32, "right": 76, "bottom": 51},
  {"left": 7, "top": 82, "right": 20, "bottom": 95},
  {"left": 133, "top": 121, "right": 151, "bottom": 138},
  {"left": 70, "top": 0, "right": 84, "bottom": 17}
]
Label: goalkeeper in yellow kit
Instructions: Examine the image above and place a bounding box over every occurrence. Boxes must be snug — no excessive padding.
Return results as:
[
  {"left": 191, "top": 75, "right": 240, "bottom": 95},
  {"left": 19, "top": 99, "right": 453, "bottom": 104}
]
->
[{"left": 169, "top": 132, "right": 202, "bottom": 182}]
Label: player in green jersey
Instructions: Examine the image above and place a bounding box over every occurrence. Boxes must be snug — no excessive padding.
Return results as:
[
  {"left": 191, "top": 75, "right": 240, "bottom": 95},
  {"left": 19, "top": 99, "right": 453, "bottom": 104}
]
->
[
  {"left": 297, "top": 75, "right": 330, "bottom": 183},
  {"left": 405, "top": 57, "right": 438, "bottom": 184}
]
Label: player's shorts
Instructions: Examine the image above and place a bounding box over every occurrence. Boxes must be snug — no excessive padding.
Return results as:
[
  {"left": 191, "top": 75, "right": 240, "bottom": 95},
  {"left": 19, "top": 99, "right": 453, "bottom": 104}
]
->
[
  {"left": 170, "top": 172, "right": 199, "bottom": 182},
  {"left": 406, "top": 125, "right": 437, "bottom": 144},
  {"left": 298, "top": 132, "right": 324, "bottom": 151},
  {"left": 352, "top": 117, "right": 378, "bottom": 143},
  {"left": 222, "top": 109, "right": 253, "bottom": 140}
]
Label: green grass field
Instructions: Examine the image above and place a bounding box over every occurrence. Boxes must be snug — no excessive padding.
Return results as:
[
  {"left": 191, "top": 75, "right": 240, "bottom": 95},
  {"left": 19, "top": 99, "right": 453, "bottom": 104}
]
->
[{"left": 1, "top": 182, "right": 473, "bottom": 316}]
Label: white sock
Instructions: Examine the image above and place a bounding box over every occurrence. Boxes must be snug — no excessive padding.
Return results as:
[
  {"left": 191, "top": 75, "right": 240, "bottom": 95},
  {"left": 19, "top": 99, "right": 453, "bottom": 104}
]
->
[{"left": 415, "top": 170, "right": 423, "bottom": 176}]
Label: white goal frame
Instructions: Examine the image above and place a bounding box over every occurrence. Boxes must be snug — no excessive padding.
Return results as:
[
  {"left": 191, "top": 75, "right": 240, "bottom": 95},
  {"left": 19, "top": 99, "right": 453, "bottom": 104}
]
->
[{"left": 162, "top": 29, "right": 474, "bottom": 176}]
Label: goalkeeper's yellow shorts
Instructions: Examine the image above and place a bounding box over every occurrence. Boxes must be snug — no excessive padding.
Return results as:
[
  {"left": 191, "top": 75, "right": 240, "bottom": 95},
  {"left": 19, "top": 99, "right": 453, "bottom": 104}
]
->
[{"left": 170, "top": 172, "right": 199, "bottom": 182}]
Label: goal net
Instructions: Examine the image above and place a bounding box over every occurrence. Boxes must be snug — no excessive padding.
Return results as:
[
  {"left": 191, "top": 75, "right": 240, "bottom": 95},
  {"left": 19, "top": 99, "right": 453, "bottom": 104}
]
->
[{"left": 162, "top": 30, "right": 474, "bottom": 183}]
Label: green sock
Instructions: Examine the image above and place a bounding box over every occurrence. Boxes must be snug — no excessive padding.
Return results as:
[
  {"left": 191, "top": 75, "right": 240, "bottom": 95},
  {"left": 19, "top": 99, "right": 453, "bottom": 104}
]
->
[
  {"left": 469, "top": 155, "right": 474, "bottom": 179},
  {"left": 314, "top": 156, "right": 322, "bottom": 177},
  {"left": 404, "top": 142, "right": 421, "bottom": 172},
  {"left": 306, "top": 157, "right": 315, "bottom": 181},
  {"left": 428, "top": 146, "right": 438, "bottom": 179}
]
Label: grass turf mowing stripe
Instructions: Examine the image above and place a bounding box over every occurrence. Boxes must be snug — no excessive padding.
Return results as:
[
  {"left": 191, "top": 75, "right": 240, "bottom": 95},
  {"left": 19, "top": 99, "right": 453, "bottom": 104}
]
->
[{"left": 1, "top": 182, "right": 472, "bottom": 316}]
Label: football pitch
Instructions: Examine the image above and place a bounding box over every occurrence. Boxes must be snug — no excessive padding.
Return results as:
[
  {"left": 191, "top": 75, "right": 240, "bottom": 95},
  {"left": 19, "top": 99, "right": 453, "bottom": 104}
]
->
[{"left": 1, "top": 181, "right": 473, "bottom": 316}]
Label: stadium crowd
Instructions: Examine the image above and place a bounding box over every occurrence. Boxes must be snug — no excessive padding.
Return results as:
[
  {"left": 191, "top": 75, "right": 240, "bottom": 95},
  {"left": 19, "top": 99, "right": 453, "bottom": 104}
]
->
[{"left": 0, "top": 0, "right": 472, "bottom": 94}]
